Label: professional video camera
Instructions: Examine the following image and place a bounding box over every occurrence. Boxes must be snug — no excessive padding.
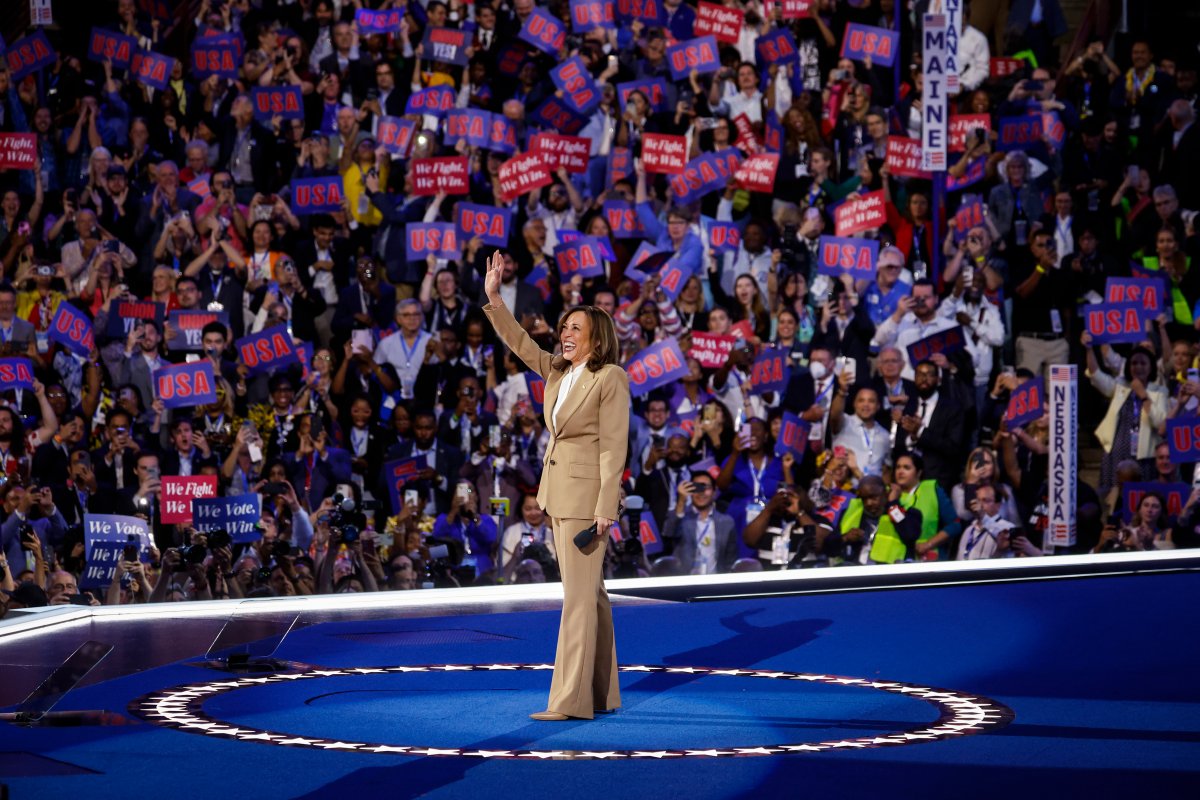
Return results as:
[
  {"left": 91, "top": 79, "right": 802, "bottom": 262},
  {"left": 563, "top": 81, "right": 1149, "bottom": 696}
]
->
[{"left": 420, "top": 536, "right": 476, "bottom": 588}]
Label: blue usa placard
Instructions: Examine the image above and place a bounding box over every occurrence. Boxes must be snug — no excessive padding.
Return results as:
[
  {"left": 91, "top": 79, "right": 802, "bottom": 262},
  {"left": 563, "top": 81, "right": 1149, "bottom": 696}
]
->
[
  {"left": 617, "top": 78, "right": 669, "bottom": 113},
  {"left": 456, "top": 203, "right": 511, "bottom": 247},
  {"left": 525, "top": 372, "right": 546, "bottom": 414},
  {"left": 1081, "top": 301, "right": 1153, "bottom": 345},
  {"left": 774, "top": 411, "right": 811, "bottom": 459},
  {"left": 907, "top": 325, "right": 967, "bottom": 366},
  {"left": 130, "top": 49, "right": 175, "bottom": 91},
  {"left": 555, "top": 240, "right": 606, "bottom": 281},
  {"left": 405, "top": 86, "right": 457, "bottom": 117},
  {"left": 625, "top": 339, "right": 689, "bottom": 397},
  {"left": 406, "top": 222, "right": 461, "bottom": 260},
  {"left": 1122, "top": 481, "right": 1191, "bottom": 523},
  {"left": 383, "top": 457, "right": 423, "bottom": 514},
  {"left": 520, "top": 8, "right": 567, "bottom": 55},
  {"left": 603, "top": 199, "right": 646, "bottom": 239},
  {"left": 1105, "top": 276, "right": 1168, "bottom": 312},
  {"left": 551, "top": 56, "right": 602, "bottom": 115},
  {"left": 666, "top": 36, "right": 721, "bottom": 80},
  {"left": 193, "top": 494, "right": 263, "bottom": 543},
  {"left": 0, "top": 358, "right": 35, "bottom": 391},
  {"left": 616, "top": 0, "right": 669, "bottom": 26},
  {"left": 377, "top": 115, "right": 417, "bottom": 156},
  {"left": 708, "top": 221, "right": 742, "bottom": 254},
  {"left": 841, "top": 22, "right": 899, "bottom": 67},
  {"left": 48, "top": 303, "right": 95, "bottom": 357},
  {"left": 153, "top": 361, "right": 217, "bottom": 409},
  {"left": 817, "top": 235, "right": 879, "bottom": 279},
  {"left": 88, "top": 27, "right": 138, "bottom": 69},
  {"left": 444, "top": 108, "right": 493, "bottom": 148},
  {"left": 6, "top": 31, "right": 57, "bottom": 81},
  {"left": 755, "top": 28, "right": 797, "bottom": 66},
  {"left": 1166, "top": 418, "right": 1200, "bottom": 464},
  {"left": 486, "top": 114, "right": 519, "bottom": 154},
  {"left": 356, "top": 7, "right": 403, "bottom": 34},
  {"left": 236, "top": 325, "right": 299, "bottom": 377},
  {"left": 570, "top": 0, "right": 617, "bottom": 30},
  {"left": 749, "top": 348, "right": 789, "bottom": 395},
  {"left": 290, "top": 176, "right": 344, "bottom": 214},
  {"left": 251, "top": 85, "right": 304, "bottom": 121},
  {"left": 1004, "top": 376, "right": 1045, "bottom": 429},
  {"left": 190, "top": 39, "right": 239, "bottom": 79}
]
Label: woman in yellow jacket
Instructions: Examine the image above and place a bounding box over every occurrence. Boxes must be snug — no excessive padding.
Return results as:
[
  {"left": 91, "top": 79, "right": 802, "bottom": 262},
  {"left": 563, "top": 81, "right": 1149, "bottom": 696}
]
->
[
  {"left": 342, "top": 139, "right": 389, "bottom": 229},
  {"left": 1085, "top": 341, "right": 1169, "bottom": 495},
  {"left": 17, "top": 263, "right": 67, "bottom": 353}
]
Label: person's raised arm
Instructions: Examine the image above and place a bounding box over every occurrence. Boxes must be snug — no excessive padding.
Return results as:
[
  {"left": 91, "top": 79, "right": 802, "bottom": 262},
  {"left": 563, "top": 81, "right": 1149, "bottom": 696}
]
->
[{"left": 482, "top": 250, "right": 553, "bottom": 378}]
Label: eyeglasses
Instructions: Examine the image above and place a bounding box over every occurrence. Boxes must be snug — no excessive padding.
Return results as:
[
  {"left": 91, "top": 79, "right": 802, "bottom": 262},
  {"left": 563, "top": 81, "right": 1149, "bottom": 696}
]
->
[
  {"left": 314, "top": 354, "right": 333, "bottom": 362},
  {"left": 691, "top": 485, "right": 713, "bottom": 493}
]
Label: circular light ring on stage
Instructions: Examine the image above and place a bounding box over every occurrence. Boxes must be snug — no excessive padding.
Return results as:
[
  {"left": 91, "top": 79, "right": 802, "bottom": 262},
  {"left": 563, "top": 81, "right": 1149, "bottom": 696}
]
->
[{"left": 129, "top": 663, "right": 1015, "bottom": 758}]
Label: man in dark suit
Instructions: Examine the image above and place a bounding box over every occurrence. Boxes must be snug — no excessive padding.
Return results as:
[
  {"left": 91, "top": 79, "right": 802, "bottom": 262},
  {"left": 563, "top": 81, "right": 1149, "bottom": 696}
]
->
[
  {"left": 248, "top": 257, "right": 327, "bottom": 345},
  {"left": 219, "top": 96, "right": 281, "bottom": 203},
  {"left": 132, "top": 161, "right": 202, "bottom": 283},
  {"left": 91, "top": 409, "right": 141, "bottom": 492},
  {"left": 415, "top": 328, "right": 475, "bottom": 410},
  {"left": 1156, "top": 100, "right": 1200, "bottom": 209},
  {"left": 332, "top": 258, "right": 397, "bottom": 351},
  {"left": 293, "top": 214, "right": 355, "bottom": 295},
  {"left": 380, "top": 410, "right": 464, "bottom": 516},
  {"left": 283, "top": 432, "right": 341, "bottom": 512},
  {"left": 317, "top": 22, "right": 375, "bottom": 105},
  {"left": 0, "top": 283, "right": 35, "bottom": 353},
  {"left": 114, "top": 320, "right": 167, "bottom": 418},
  {"left": 159, "top": 419, "right": 219, "bottom": 477},
  {"left": 437, "top": 375, "right": 500, "bottom": 456},
  {"left": 32, "top": 412, "right": 87, "bottom": 491},
  {"left": 662, "top": 471, "right": 739, "bottom": 574},
  {"left": 635, "top": 434, "right": 696, "bottom": 530},
  {"left": 195, "top": 248, "right": 248, "bottom": 340},
  {"left": 892, "top": 359, "right": 968, "bottom": 491},
  {"left": 54, "top": 451, "right": 119, "bottom": 528},
  {"left": 365, "top": 171, "right": 431, "bottom": 293},
  {"left": 869, "top": 346, "right": 917, "bottom": 432}
]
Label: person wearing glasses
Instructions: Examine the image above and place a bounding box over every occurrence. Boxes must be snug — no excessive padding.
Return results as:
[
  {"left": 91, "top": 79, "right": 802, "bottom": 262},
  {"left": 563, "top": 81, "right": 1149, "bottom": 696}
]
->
[
  {"left": 483, "top": 250, "right": 629, "bottom": 722},
  {"left": 372, "top": 299, "right": 432, "bottom": 401},
  {"left": 859, "top": 245, "right": 912, "bottom": 326},
  {"left": 663, "top": 471, "right": 738, "bottom": 575}
]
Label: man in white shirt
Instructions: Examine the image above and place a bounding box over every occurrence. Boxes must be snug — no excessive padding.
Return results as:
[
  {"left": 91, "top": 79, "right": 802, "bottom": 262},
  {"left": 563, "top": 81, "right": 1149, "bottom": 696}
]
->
[
  {"left": 957, "top": 484, "right": 1016, "bottom": 560},
  {"left": 957, "top": 1, "right": 991, "bottom": 92},
  {"left": 374, "top": 299, "right": 431, "bottom": 400},
  {"left": 1051, "top": 190, "right": 1075, "bottom": 257},
  {"left": 829, "top": 381, "right": 891, "bottom": 478},
  {"left": 871, "top": 279, "right": 956, "bottom": 378},
  {"left": 939, "top": 269, "right": 1005, "bottom": 412}
]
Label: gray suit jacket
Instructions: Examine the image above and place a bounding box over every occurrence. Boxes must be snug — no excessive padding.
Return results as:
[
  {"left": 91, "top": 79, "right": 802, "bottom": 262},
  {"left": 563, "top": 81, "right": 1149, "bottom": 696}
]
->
[
  {"left": 115, "top": 353, "right": 159, "bottom": 412},
  {"left": 663, "top": 508, "right": 739, "bottom": 574},
  {"left": 0, "top": 317, "right": 35, "bottom": 349}
]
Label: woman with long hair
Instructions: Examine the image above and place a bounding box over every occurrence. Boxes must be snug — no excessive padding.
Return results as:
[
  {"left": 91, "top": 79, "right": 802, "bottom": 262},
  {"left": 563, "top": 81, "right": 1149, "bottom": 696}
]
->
[
  {"left": 1085, "top": 343, "right": 1169, "bottom": 495},
  {"left": 483, "top": 251, "right": 628, "bottom": 722}
]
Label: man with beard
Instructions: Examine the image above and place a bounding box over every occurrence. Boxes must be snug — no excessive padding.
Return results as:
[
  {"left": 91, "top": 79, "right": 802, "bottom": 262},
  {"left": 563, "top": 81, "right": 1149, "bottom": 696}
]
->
[
  {"left": 830, "top": 476, "right": 922, "bottom": 565},
  {"left": 636, "top": 433, "right": 696, "bottom": 529},
  {"left": 663, "top": 471, "right": 738, "bottom": 574},
  {"left": 871, "top": 278, "right": 960, "bottom": 379},
  {"left": 893, "top": 359, "right": 968, "bottom": 491},
  {"left": 115, "top": 319, "right": 166, "bottom": 415}
]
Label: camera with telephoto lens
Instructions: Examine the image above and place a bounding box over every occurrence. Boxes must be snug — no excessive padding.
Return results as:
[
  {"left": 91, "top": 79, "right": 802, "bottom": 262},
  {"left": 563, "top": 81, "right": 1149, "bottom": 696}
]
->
[
  {"left": 612, "top": 497, "right": 646, "bottom": 579},
  {"left": 207, "top": 529, "right": 232, "bottom": 551},
  {"left": 174, "top": 544, "right": 208, "bottom": 570},
  {"left": 778, "top": 223, "right": 802, "bottom": 273},
  {"left": 420, "top": 537, "right": 475, "bottom": 588},
  {"left": 329, "top": 492, "right": 362, "bottom": 544}
]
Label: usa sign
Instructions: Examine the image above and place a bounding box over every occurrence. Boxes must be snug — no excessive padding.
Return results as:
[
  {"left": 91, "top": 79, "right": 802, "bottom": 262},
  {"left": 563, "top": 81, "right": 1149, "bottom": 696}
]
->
[
  {"left": 1004, "top": 376, "right": 1045, "bottom": 429},
  {"left": 251, "top": 86, "right": 303, "bottom": 122},
  {"left": 1166, "top": 418, "right": 1200, "bottom": 464},
  {"left": 130, "top": 50, "right": 175, "bottom": 91},
  {"left": 555, "top": 239, "right": 607, "bottom": 281},
  {"left": 356, "top": 7, "right": 403, "bottom": 33},
  {"left": 906, "top": 325, "right": 967, "bottom": 367},
  {"left": 774, "top": 411, "right": 811, "bottom": 459},
  {"left": 1081, "top": 301, "right": 1154, "bottom": 345},
  {"left": 551, "top": 56, "right": 602, "bottom": 115},
  {"left": 817, "top": 235, "right": 879, "bottom": 279},
  {"left": 625, "top": 339, "right": 689, "bottom": 397},
  {"left": 406, "top": 223, "right": 461, "bottom": 260},
  {"left": 377, "top": 115, "right": 417, "bottom": 156},
  {"left": 996, "top": 116, "right": 1044, "bottom": 152},
  {"left": 384, "top": 457, "right": 423, "bottom": 512},
  {"left": 48, "top": 303, "right": 94, "bottom": 357},
  {"left": 153, "top": 361, "right": 217, "bottom": 409},
  {"left": 755, "top": 28, "right": 797, "bottom": 66},
  {"left": 1105, "top": 276, "right": 1167, "bottom": 312},
  {"left": 405, "top": 86, "right": 456, "bottom": 117},
  {"left": 444, "top": 109, "right": 493, "bottom": 148},
  {"left": 236, "top": 326, "right": 299, "bottom": 376},
  {"left": 841, "top": 22, "right": 898, "bottom": 67},
  {"left": 708, "top": 221, "right": 742, "bottom": 255},
  {"left": 6, "top": 31, "right": 56, "bottom": 81},
  {"left": 456, "top": 203, "right": 511, "bottom": 247},
  {"left": 666, "top": 36, "right": 721, "bottom": 80},
  {"left": 520, "top": 8, "right": 567, "bottom": 55},
  {"left": 88, "top": 28, "right": 137, "bottom": 69},
  {"left": 0, "top": 358, "right": 34, "bottom": 391},
  {"left": 291, "top": 176, "right": 344, "bottom": 214},
  {"left": 749, "top": 349, "right": 789, "bottom": 395},
  {"left": 603, "top": 199, "right": 646, "bottom": 239},
  {"left": 570, "top": 0, "right": 617, "bottom": 31}
]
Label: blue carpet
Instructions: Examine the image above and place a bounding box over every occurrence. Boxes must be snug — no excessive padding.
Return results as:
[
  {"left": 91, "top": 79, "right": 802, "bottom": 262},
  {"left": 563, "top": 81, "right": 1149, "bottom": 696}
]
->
[{"left": 3, "top": 572, "right": 1198, "bottom": 799}]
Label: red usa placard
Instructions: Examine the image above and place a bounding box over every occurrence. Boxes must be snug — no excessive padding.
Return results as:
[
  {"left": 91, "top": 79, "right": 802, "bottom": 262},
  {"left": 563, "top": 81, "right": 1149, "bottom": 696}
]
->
[
  {"left": 530, "top": 133, "right": 591, "bottom": 173},
  {"left": 695, "top": 2, "right": 744, "bottom": 44},
  {"left": 498, "top": 152, "right": 554, "bottom": 202},
  {"left": 834, "top": 190, "right": 887, "bottom": 236},
  {"left": 886, "top": 137, "right": 932, "bottom": 179},
  {"left": 641, "top": 133, "right": 688, "bottom": 174},
  {"left": 734, "top": 153, "right": 779, "bottom": 192},
  {"left": 410, "top": 156, "right": 469, "bottom": 196}
]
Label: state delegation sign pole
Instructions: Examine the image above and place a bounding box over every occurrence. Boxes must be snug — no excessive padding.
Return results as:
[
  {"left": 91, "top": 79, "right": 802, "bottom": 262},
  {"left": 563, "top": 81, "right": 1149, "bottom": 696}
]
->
[{"left": 921, "top": 14, "right": 950, "bottom": 285}]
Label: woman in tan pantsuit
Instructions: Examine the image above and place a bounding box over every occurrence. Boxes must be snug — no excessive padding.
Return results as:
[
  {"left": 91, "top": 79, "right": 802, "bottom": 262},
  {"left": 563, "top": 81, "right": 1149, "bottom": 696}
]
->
[{"left": 482, "top": 251, "right": 630, "bottom": 721}]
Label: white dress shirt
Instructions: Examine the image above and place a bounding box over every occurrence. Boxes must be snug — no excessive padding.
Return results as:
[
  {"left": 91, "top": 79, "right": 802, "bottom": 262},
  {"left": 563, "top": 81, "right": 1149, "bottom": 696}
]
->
[{"left": 552, "top": 362, "right": 585, "bottom": 430}]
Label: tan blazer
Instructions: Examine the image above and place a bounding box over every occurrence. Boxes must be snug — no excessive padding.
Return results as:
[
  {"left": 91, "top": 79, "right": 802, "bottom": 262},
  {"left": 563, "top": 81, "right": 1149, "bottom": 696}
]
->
[{"left": 484, "top": 302, "right": 629, "bottom": 520}]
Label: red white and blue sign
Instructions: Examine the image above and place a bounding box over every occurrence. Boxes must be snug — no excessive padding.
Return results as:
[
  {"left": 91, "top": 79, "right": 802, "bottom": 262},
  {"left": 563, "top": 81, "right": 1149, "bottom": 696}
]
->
[
  {"left": 570, "top": 0, "right": 617, "bottom": 30},
  {"left": 153, "top": 361, "right": 217, "bottom": 409},
  {"left": 1166, "top": 418, "right": 1200, "bottom": 464},
  {"left": 88, "top": 28, "right": 138, "bottom": 69},
  {"left": 1081, "top": 301, "right": 1153, "bottom": 345},
  {"left": 456, "top": 203, "right": 511, "bottom": 247},
  {"left": 48, "top": 303, "right": 94, "bottom": 357},
  {"left": 666, "top": 36, "right": 721, "bottom": 80},
  {"left": 656, "top": 258, "right": 694, "bottom": 302},
  {"left": 0, "top": 358, "right": 34, "bottom": 391},
  {"left": 384, "top": 457, "right": 423, "bottom": 512},
  {"left": 1105, "top": 276, "right": 1167, "bottom": 312},
  {"left": 840, "top": 22, "right": 898, "bottom": 67},
  {"left": 626, "top": 339, "right": 689, "bottom": 397},
  {"left": 617, "top": 79, "right": 669, "bottom": 113},
  {"left": 107, "top": 300, "right": 165, "bottom": 338},
  {"left": 907, "top": 325, "right": 966, "bottom": 366},
  {"left": 947, "top": 157, "right": 987, "bottom": 191},
  {"left": 406, "top": 86, "right": 457, "bottom": 117},
  {"left": 603, "top": 199, "right": 646, "bottom": 239},
  {"left": 531, "top": 97, "right": 589, "bottom": 135},
  {"left": 555, "top": 239, "right": 606, "bottom": 280},
  {"left": 356, "top": 7, "right": 403, "bottom": 34},
  {"left": 406, "top": 223, "right": 461, "bottom": 260},
  {"left": 1121, "top": 482, "right": 1191, "bottom": 522},
  {"left": 775, "top": 411, "right": 811, "bottom": 459},
  {"left": 616, "top": 0, "right": 669, "bottom": 26},
  {"left": 193, "top": 495, "right": 262, "bottom": 543},
  {"left": 817, "top": 235, "right": 879, "bottom": 279},
  {"left": 520, "top": 8, "right": 567, "bottom": 55},
  {"left": 708, "top": 222, "right": 742, "bottom": 255},
  {"left": 635, "top": 513, "right": 664, "bottom": 556},
  {"left": 422, "top": 26, "right": 471, "bottom": 66},
  {"left": 130, "top": 50, "right": 175, "bottom": 91},
  {"left": 444, "top": 109, "right": 493, "bottom": 148},
  {"left": 191, "top": 39, "right": 240, "bottom": 79},
  {"left": 551, "top": 56, "right": 602, "bottom": 115},
  {"left": 251, "top": 86, "right": 303, "bottom": 121},
  {"left": 996, "top": 116, "right": 1044, "bottom": 152},
  {"left": 525, "top": 372, "right": 546, "bottom": 414},
  {"left": 6, "top": 31, "right": 57, "bottom": 81},
  {"left": 749, "top": 349, "right": 789, "bottom": 395},
  {"left": 377, "top": 115, "right": 417, "bottom": 156},
  {"left": 236, "top": 325, "right": 300, "bottom": 376},
  {"left": 291, "top": 176, "right": 345, "bottom": 214},
  {"left": 755, "top": 29, "right": 798, "bottom": 66},
  {"left": 487, "top": 114, "right": 519, "bottom": 154},
  {"left": 1004, "top": 376, "right": 1045, "bottom": 429}
]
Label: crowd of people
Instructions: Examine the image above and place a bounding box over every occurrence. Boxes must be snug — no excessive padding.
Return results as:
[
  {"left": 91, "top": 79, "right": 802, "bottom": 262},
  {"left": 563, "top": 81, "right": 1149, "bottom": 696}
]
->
[{"left": 1, "top": 0, "right": 1199, "bottom": 614}]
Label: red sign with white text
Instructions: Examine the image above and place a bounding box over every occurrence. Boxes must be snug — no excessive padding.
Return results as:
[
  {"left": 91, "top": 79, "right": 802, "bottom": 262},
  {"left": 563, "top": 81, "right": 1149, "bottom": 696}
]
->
[
  {"left": 834, "top": 190, "right": 888, "bottom": 236},
  {"left": 780, "top": 0, "right": 813, "bottom": 19},
  {"left": 734, "top": 153, "right": 779, "bottom": 192},
  {"left": 410, "top": 156, "right": 469, "bottom": 196},
  {"left": 949, "top": 114, "right": 991, "bottom": 151},
  {"left": 695, "top": 2, "right": 744, "bottom": 44},
  {"left": 886, "top": 137, "right": 932, "bottom": 179},
  {"left": 641, "top": 133, "right": 688, "bottom": 174},
  {"left": 690, "top": 332, "right": 737, "bottom": 369},
  {"left": 0, "top": 133, "right": 37, "bottom": 171},
  {"left": 498, "top": 152, "right": 554, "bottom": 202},
  {"left": 531, "top": 133, "right": 591, "bottom": 173},
  {"left": 160, "top": 476, "right": 219, "bottom": 524}
]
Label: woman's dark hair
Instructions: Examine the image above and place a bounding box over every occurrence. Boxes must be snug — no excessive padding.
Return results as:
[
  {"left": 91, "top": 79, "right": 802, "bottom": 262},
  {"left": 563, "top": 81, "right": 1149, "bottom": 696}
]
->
[
  {"left": 1135, "top": 490, "right": 1168, "bottom": 531},
  {"left": 1122, "top": 345, "right": 1159, "bottom": 384},
  {"left": 897, "top": 450, "right": 925, "bottom": 475}
]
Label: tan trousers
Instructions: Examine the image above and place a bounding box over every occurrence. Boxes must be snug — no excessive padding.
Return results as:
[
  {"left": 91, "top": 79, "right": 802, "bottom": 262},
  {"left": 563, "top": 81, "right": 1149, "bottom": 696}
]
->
[{"left": 545, "top": 516, "right": 620, "bottom": 719}]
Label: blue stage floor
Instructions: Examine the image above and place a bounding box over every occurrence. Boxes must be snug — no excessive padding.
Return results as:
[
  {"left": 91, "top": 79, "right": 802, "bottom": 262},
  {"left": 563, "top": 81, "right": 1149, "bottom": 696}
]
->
[{"left": 2, "top": 571, "right": 1198, "bottom": 798}]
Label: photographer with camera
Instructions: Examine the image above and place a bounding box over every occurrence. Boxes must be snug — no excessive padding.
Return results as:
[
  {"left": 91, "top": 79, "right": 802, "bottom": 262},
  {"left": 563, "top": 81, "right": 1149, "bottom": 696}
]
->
[
  {"left": 2, "top": 483, "right": 65, "bottom": 589},
  {"left": 956, "top": 484, "right": 1021, "bottom": 560},
  {"left": 743, "top": 484, "right": 832, "bottom": 570},
  {"left": 432, "top": 482, "right": 498, "bottom": 580},
  {"left": 663, "top": 472, "right": 737, "bottom": 575}
]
